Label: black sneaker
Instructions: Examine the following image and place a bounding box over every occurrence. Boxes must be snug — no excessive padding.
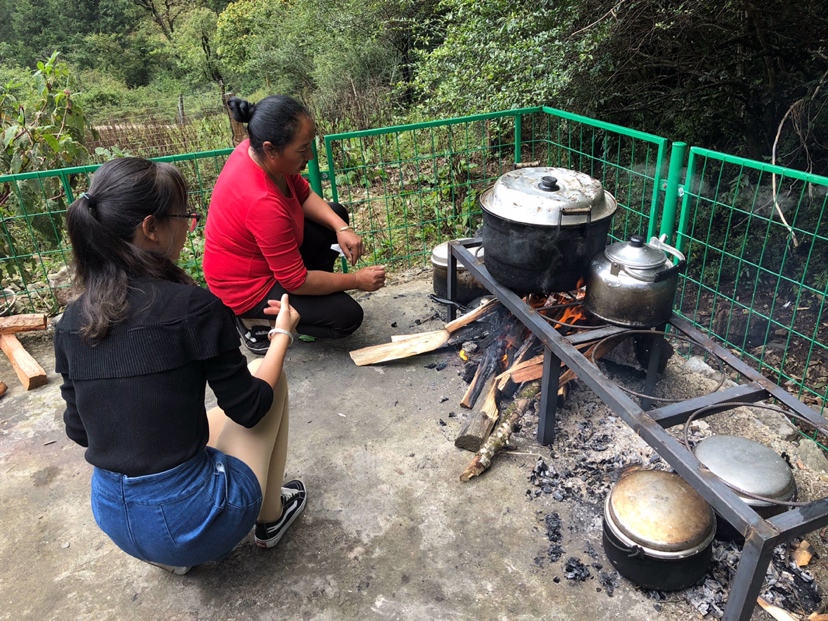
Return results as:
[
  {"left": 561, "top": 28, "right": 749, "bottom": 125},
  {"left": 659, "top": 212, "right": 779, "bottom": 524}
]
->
[
  {"left": 254, "top": 480, "right": 307, "bottom": 549},
  {"left": 235, "top": 317, "right": 271, "bottom": 355}
]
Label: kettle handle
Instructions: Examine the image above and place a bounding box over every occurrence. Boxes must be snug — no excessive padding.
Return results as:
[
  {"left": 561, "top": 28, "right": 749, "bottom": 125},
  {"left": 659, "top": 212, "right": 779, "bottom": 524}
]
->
[
  {"left": 648, "top": 236, "right": 687, "bottom": 283},
  {"left": 617, "top": 236, "right": 687, "bottom": 283}
]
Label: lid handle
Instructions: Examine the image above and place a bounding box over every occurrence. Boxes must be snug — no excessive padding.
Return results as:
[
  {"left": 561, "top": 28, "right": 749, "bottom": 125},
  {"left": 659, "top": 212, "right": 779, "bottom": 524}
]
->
[
  {"left": 629, "top": 235, "right": 645, "bottom": 247},
  {"left": 538, "top": 176, "right": 559, "bottom": 192}
]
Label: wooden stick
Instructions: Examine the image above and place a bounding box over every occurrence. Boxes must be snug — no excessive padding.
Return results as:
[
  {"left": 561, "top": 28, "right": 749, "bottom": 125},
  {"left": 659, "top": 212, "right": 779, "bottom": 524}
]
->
[
  {"left": 0, "top": 334, "right": 47, "bottom": 390},
  {"left": 460, "top": 384, "right": 540, "bottom": 481},
  {"left": 0, "top": 313, "right": 47, "bottom": 335}
]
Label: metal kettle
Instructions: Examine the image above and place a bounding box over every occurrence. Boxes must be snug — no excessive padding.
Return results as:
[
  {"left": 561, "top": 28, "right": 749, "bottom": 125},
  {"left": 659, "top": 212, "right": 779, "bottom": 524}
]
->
[{"left": 583, "top": 234, "right": 686, "bottom": 328}]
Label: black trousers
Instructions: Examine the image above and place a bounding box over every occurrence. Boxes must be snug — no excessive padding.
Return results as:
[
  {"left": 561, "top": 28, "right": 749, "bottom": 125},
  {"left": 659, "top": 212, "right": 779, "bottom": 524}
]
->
[{"left": 240, "top": 203, "right": 364, "bottom": 339}]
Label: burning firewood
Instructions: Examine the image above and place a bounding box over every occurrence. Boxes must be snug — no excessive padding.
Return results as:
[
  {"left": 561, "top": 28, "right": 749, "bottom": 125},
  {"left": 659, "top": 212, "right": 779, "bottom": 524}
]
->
[{"left": 460, "top": 384, "right": 540, "bottom": 482}]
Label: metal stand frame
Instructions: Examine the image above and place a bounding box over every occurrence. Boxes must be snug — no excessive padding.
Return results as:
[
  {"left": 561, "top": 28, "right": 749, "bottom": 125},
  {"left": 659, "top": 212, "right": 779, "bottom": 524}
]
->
[{"left": 447, "top": 238, "right": 828, "bottom": 621}]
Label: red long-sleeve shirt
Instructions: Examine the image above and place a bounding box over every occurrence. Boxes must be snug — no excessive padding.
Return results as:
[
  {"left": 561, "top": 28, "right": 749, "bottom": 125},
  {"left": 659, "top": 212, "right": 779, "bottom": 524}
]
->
[{"left": 204, "top": 139, "right": 311, "bottom": 314}]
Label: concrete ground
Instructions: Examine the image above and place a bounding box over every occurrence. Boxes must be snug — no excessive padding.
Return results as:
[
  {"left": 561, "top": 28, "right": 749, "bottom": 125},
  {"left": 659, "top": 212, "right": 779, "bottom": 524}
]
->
[{"left": 0, "top": 270, "right": 789, "bottom": 620}]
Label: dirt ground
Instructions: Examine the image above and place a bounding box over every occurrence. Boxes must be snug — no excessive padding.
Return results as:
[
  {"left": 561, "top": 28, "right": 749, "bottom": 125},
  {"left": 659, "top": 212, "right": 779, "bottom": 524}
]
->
[{"left": 0, "top": 269, "right": 826, "bottom": 621}]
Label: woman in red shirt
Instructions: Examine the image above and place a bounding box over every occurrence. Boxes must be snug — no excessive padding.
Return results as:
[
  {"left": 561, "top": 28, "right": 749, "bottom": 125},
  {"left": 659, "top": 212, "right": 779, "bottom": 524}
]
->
[{"left": 204, "top": 95, "right": 386, "bottom": 353}]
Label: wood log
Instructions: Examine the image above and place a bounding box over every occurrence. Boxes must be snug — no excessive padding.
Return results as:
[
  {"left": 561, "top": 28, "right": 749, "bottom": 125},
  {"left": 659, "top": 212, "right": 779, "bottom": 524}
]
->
[
  {"left": 0, "top": 381, "right": 7, "bottom": 398},
  {"left": 460, "top": 384, "right": 540, "bottom": 481},
  {"left": 455, "top": 376, "right": 499, "bottom": 452},
  {"left": 0, "top": 334, "right": 47, "bottom": 390},
  {"left": 0, "top": 313, "right": 47, "bottom": 335},
  {"left": 460, "top": 346, "right": 499, "bottom": 409},
  {"left": 349, "top": 298, "right": 500, "bottom": 366}
]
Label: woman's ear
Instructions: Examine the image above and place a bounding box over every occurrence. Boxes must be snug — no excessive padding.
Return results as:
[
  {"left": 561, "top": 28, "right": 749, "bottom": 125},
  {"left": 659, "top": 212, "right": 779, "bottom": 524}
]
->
[{"left": 138, "top": 215, "right": 161, "bottom": 244}]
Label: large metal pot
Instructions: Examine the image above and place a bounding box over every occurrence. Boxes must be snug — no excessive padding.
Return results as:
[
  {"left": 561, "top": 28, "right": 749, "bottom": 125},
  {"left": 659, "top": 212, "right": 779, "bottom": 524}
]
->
[
  {"left": 480, "top": 167, "right": 617, "bottom": 295},
  {"left": 584, "top": 234, "right": 686, "bottom": 328},
  {"left": 603, "top": 469, "right": 716, "bottom": 591}
]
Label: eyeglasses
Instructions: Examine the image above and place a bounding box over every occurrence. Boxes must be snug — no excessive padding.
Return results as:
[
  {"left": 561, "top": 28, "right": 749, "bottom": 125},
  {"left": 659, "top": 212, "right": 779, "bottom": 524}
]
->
[{"left": 167, "top": 212, "right": 202, "bottom": 232}]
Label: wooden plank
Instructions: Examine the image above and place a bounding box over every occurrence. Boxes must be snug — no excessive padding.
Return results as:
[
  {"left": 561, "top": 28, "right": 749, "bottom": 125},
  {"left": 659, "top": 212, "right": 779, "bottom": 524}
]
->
[
  {"left": 0, "top": 313, "right": 47, "bottom": 335},
  {"left": 0, "top": 334, "right": 47, "bottom": 390}
]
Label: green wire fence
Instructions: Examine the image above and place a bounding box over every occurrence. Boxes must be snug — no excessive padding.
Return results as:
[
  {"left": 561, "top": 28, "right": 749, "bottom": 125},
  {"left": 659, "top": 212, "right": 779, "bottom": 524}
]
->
[
  {"left": 672, "top": 147, "right": 828, "bottom": 417},
  {"left": 316, "top": 106, "right": 667, "bottom": 270},
  {"left": 3, "top": 106, "right": 828, "bottom": 424}
]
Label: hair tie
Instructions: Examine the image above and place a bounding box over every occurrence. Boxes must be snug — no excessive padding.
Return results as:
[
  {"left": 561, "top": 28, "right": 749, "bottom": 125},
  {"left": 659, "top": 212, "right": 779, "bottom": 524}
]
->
[{"left": 80, "top": 192, "right": 97, "bottom": 214}]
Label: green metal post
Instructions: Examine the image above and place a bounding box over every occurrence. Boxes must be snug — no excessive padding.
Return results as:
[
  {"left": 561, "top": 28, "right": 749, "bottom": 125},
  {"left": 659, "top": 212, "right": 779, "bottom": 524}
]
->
[
  {"left": 675, "top": 147, "right": 696, "bottom": 255},
  {"left": 514, "top": 114, "right": 522, "bottom": 165},
  {"left": 659, "top": 142, "right": 687, "bottom": 243},
  {"left": 324, "top": 137, "right": 339, "bottom": 204},
  {"left": 307, "top": 140, "right": 323, "bottom": 195}
]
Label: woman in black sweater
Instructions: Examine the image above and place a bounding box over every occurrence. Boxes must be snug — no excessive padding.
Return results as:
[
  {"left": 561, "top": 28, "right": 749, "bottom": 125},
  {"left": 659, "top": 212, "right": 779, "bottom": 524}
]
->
[{"left": 55, "top": 157, "right": 305, "bottom": 574}]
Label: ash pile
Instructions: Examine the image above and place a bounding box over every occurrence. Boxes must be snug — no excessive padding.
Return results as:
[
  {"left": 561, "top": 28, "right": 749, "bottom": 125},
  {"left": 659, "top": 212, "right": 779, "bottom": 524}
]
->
[{"left": 517, "top": 384, "right": 825, "bottom": 619}]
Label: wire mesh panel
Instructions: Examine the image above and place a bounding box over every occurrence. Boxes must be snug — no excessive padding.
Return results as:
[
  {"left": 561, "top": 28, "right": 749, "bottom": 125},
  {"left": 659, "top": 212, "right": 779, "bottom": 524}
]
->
[
  {"left": 322, "top": 107, "right": 668, "bottom": 271},
  {"left": 0, "top": 149, "right": 233, "bottom": 314},
  {"left": 674, "top": 147, "right": 828, "bottom": 415}
]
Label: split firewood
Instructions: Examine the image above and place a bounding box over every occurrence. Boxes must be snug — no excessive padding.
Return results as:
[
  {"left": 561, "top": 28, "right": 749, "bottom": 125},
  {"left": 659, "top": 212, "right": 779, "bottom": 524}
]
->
[
  {"left": 0, "top": 313, "right": 47, "bottom": 335},
  {"left": 460, "top": 384, "right": 540, "bottom": 482},
  {"left": 757, "top": 597, "right": 800, "bottom": 621},
  {"left": 808, "top": 613, "right": 828, "bottom": 621},
  {"left": 460, "top": 346, "right": 500, "bottom": 409},
  {"left": 349, "top": 298, "right": 500, "bottom": 366},
  {"left": 792, "top": 539, "right": 816, "bottom": 567},
  {"left": 0, "top": 381, "right": 7, "bottom": 398},
  {"left": 0, "top": 334, "right": 47, "bottom": 390},
  {"left": 455, "top": 375, "right": 499, "bottom": 452}
]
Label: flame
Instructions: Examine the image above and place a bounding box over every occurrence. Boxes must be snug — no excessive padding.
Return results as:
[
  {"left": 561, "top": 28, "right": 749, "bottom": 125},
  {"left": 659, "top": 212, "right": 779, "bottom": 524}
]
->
[
  {"left": 558, "top": 305, "right": 587, "bottom": 325},
  {"left": 459, "top": 350, "right": 469, "bottom": 361}
]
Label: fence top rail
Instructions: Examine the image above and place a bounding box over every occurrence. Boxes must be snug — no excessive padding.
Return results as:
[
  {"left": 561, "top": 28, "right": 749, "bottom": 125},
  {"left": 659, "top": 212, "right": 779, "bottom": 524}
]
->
[
  {"left": 322, "top": 107, "right": 544, "bottom": 142},
  {"left": 688, "top": 146, "right": 828, "bottom": 186},
  {"left": 540, "top": 106, "right": 669, "bottom": 146},
  {"left": 0, "top": 148, "right": 236, "bottom": 184}
]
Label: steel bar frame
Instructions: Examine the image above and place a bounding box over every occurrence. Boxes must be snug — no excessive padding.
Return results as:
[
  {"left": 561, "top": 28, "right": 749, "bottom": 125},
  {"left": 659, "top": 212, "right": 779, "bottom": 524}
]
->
[{"left": 447, "top": 238, "right": 828, "bottom": 621}]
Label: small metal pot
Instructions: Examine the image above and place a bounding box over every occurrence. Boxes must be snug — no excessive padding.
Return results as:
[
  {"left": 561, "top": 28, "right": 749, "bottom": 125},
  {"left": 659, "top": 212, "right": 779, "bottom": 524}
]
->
[
  {"left": 584, "top": 234, "right": 686, "bottom": 328},
  {"left": 431, "top": 239, "right": 487, "bottom": 305},
  {"left": 480, "top": 167, "right": 617, "bottom": 295},
  {"left": 603, "top": 469, "right": 716, "bottom": 591},
  {"left": 694, "top": 435, "right": 797, "bottom": 540}
]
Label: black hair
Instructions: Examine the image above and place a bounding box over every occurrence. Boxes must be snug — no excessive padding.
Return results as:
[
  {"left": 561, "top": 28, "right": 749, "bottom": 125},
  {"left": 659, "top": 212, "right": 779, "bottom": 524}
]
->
[
  {"left": 67, "top": 157, "right": 194, "bottom": 342},
  {"left": 227, "top": 95, "right": 312, "bottom": 156}
]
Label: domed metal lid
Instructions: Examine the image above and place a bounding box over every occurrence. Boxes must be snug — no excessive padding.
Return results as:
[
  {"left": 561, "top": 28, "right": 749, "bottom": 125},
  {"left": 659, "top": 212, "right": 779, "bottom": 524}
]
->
[
  {"left": 604, "top": 235, "right": 669, "bottom": 270},
  {"left": 480, "top": 167, "right": 617, "bottom": 226},
  {"left": 430, "top": 239, "right": 484, "bottom": 269},
  {"left": 694, "top": 435, "right": 797, "bottom": 507},
  {"left": 605, "top": 469, "right": 715, "bottom": 555}
]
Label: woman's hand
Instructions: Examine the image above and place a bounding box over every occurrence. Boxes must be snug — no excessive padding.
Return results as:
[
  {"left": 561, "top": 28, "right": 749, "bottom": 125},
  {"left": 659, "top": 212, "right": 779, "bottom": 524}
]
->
[
  {"left": 262, "top": 294, "right": 301, "bottom": 333},
  {"left": 353, "top": 265, "right": 386, "bottom": 292},
  {"left": 336, "top": 228, "right": 364, "bottom": 266}
]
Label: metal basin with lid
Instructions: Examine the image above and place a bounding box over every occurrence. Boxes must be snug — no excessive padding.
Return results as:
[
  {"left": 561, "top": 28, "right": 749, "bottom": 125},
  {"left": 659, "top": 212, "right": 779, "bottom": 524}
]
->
[
  {"left": 602, "top": 469, "right": 716, "bottom": 590},
  {"left": 694, "top": 435, "right": 796, "bottom": 539}
]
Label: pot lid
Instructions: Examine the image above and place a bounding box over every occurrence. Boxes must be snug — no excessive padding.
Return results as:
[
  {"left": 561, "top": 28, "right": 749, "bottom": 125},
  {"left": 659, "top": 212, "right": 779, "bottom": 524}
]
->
[
  {"left": 431, "top": 238, "right": 484, "bottom": 269},
  {"left": 605, "top": 470, "right": 715, "bottom": 553},
  {"left": 694, "top": 435, "right": 797, "bottom": 507},
  {"left": 480, "top": 167, "right": 617, "bottom": 226},
  {"left": 604, "top": 235, "right": 669, "bottom": 270}
]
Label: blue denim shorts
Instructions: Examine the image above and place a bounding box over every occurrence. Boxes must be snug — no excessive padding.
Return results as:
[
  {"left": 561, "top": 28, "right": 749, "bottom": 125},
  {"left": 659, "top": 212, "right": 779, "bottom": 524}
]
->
[{"left": 90, "top": 447, "right": 262, "bottom": 567}]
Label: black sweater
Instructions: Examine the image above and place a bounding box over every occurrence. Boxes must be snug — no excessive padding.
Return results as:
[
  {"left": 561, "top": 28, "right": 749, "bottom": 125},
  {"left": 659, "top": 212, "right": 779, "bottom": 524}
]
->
[{"left": 54, "top": 277, "right": 274, "bottom": 476}]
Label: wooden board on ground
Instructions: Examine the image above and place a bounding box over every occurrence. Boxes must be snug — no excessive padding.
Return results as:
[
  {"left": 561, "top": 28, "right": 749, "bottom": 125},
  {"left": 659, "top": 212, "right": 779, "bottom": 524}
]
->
[
  {"left": 0, "top": 313, "right": 47, "bottom": 335},
  {"left": 349, "top": 298, "right": 499, "bottom": 366},
  {"left": 0, "top": 334, "right": 47, "bottom": 390}
]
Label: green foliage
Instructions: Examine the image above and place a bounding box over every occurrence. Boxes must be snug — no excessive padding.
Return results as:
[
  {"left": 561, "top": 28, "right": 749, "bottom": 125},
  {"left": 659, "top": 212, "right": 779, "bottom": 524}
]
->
[
  {"left": 411, "top": 0, "right": 597, "bottom": 116},
  {"left": 1, "top": 52, "right": 89, "bottom": 174}
]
